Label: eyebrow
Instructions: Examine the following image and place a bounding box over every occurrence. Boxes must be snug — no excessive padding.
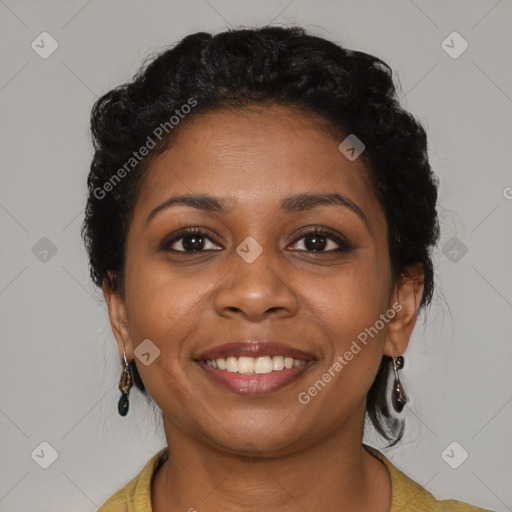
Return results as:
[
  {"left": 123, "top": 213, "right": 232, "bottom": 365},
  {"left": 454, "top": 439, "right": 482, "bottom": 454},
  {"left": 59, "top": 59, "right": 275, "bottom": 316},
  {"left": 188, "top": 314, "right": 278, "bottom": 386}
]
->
[{"left": 145, "top": 192, "right": 370, "bottom": 231}]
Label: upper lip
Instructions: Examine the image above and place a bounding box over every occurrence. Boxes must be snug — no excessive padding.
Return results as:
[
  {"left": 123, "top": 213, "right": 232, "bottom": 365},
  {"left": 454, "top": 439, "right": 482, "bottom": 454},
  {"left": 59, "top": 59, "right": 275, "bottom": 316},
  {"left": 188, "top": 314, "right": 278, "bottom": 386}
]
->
[{"left": 195, "top": 340, "right": 316, "bottom": 361}]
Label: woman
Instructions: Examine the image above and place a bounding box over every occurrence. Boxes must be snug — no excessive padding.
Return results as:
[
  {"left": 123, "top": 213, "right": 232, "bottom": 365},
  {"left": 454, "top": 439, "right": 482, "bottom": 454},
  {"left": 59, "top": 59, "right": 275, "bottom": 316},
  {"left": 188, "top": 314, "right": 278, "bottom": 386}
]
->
[{"left": 83, "top": 26, "right": 493, "bottom": 511}]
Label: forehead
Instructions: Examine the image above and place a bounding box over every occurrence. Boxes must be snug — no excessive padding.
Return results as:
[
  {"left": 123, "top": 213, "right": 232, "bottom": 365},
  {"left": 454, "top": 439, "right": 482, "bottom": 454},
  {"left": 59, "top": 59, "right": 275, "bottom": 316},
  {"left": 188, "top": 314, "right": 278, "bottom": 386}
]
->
[{"left": 135, "top": 104, "right": 384, "bottom": 226}]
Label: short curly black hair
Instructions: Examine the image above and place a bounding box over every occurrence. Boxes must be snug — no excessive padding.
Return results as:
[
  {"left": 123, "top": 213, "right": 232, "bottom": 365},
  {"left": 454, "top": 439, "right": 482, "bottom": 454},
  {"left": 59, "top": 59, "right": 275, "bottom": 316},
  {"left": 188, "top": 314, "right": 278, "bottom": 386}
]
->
[{"left": 82, "top": 26, "right": 439, "bottom": 447}]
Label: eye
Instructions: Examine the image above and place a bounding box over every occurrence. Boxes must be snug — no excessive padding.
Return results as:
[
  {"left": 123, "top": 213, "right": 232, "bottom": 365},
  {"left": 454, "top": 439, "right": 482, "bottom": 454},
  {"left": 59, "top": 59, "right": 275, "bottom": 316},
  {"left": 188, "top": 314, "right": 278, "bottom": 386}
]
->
[
  {"left": 161, "top": 228, "right": 223, "bottom": 252},
  {"left": 289, "top": 226, "right": 353, "bottom": 253},
  {"left": 161, "top": 226, "right": 352, "bottom": 254}
]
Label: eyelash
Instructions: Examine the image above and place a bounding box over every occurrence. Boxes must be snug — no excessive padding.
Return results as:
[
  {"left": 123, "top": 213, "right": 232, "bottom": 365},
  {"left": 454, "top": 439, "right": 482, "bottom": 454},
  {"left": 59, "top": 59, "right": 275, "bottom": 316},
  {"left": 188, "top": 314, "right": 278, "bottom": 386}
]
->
[{"left": 161, "top": 226, "right": 353, "bottom": 254}]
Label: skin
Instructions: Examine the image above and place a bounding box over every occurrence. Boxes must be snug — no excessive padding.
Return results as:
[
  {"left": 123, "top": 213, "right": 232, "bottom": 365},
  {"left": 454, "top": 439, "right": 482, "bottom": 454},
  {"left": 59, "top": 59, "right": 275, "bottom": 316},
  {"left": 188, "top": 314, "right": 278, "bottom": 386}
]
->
[{"left": 104, "top": 104, "right": 424, "bottom": 512}]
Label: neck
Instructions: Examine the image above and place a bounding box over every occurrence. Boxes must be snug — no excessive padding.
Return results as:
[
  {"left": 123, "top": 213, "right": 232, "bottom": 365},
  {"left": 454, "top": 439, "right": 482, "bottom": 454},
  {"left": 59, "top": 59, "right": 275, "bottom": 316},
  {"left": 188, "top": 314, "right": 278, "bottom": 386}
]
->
[{"left": 151, "top": 410, "right": 391, "bottom": 512}]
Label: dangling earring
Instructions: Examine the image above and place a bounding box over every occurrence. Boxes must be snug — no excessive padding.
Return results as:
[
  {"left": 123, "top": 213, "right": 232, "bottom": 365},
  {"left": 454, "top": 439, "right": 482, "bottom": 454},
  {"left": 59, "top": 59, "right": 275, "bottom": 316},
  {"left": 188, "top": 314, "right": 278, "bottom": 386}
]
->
[
  {"left": 118, "top": 347, "right": 133, "bottom": 417},
  {"left": 392, "top": 355, "right": 407, "bottom": 413}
]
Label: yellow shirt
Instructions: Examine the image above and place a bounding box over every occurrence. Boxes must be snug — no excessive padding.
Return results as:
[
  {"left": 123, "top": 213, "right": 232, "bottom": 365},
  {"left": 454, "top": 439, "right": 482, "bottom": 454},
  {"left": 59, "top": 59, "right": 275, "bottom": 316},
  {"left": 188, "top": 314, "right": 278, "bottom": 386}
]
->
[{"left": 97, "top": 444, "right": 494, "bottom": 511}]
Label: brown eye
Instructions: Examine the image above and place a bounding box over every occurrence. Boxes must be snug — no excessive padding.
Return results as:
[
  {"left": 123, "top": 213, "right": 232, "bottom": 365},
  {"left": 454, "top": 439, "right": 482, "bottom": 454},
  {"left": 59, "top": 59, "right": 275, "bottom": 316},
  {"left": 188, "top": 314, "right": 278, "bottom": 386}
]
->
[
  {"left": 161, "top": 228, "right": 223, "bottom": 253},
  {"left": 289, "top": 227, "right": 353, "bottom": 253}
]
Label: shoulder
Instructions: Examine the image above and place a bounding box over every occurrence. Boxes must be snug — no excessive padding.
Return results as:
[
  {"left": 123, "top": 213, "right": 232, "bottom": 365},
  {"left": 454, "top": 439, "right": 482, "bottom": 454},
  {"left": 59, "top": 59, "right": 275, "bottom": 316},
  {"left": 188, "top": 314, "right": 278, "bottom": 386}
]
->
[
  {"left": 424, "top": 498, "right": 494, "bottom": 511},
  {"left": 97, "top": 447, "right": 168, "bottom": 512},
  {"left": 363, "top": 444, "right": 495, "bottom": 512}
]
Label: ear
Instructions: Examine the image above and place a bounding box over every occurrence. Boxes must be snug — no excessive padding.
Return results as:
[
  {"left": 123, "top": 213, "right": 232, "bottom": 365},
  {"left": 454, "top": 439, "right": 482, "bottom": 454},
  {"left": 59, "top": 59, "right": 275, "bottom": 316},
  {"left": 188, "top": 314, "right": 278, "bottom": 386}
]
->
[
  {"left": 102, "top": 273, "right": 134, "bottom": 362},
  {"left": 383, "top": 263, "right": 425, "bottom": 358}
]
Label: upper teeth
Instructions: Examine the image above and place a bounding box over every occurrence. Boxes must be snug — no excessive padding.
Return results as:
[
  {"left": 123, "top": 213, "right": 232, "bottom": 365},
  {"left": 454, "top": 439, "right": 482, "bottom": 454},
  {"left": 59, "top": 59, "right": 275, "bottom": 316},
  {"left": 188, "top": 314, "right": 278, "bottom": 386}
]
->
[{"left": 204, "top": 356, "right": 307, "bottom": 374}]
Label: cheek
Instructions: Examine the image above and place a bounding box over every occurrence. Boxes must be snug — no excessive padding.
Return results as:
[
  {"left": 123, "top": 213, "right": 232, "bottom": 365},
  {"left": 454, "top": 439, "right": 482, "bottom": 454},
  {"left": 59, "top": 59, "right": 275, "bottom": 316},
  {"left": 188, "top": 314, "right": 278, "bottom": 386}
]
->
[
  {"left": 122, "top": 257, "right": 205, "bottom": 401},
  {"left": 123, "top": 253, "right": 204, "bottom": 346},
  {"left": 305, "top": 258, "right": 389, "bottom": 332},
  {"left": 299, "top": 260, "right": 391, "bottom": 394}
]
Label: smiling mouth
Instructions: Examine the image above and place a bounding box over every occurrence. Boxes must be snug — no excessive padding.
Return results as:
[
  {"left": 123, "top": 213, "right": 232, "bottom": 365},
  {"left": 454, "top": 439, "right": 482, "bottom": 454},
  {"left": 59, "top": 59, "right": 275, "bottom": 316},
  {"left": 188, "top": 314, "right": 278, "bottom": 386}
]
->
[
  {"left": 199, "top": 355, "right": 312, "bottom": 374},
  {"left": 194, "top": 340, "right": 317, "bottom": 394},
  {"left": 194, "top": 355, "right": 316, "bottom": 395}
]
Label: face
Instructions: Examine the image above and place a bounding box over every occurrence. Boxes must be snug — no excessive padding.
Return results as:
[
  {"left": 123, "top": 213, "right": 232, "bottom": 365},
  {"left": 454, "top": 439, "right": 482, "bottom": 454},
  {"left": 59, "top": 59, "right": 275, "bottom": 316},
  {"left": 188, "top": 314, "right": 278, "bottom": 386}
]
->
[{"left": 106, "top": 104, "right": 422, "bottom": 455}]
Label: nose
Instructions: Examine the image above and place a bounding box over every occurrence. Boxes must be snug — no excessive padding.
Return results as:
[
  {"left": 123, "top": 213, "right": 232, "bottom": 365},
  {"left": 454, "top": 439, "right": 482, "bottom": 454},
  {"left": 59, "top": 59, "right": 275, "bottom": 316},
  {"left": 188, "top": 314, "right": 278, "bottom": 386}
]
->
[{"left": 214, "top": 248, "right": 299, "bottom": 322}]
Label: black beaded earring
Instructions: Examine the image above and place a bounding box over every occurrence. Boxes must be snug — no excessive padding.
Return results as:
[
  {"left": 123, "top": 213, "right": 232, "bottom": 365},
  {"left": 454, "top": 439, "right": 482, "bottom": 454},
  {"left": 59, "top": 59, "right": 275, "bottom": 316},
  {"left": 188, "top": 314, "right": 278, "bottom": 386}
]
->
[
  {"left": 118, "top": 348, "right": 133, "bottom": 417},
  {"left": 392, "top": 355, "right": 407, "bottom": 413}
]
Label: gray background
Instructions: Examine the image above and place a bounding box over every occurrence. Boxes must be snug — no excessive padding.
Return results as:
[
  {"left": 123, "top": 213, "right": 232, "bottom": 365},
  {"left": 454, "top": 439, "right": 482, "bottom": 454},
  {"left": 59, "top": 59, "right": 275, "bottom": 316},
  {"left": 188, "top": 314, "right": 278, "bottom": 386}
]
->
[{"left": 1, "top": 0, "right": 511, "bottom": 511}]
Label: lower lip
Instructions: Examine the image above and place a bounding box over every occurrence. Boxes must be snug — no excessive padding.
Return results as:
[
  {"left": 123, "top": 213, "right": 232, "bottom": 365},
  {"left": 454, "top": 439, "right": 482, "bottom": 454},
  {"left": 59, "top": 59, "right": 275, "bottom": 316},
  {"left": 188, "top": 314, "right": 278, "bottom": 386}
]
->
[{"left": 197, "top": 360, "right": 315, "bottom": 395}]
